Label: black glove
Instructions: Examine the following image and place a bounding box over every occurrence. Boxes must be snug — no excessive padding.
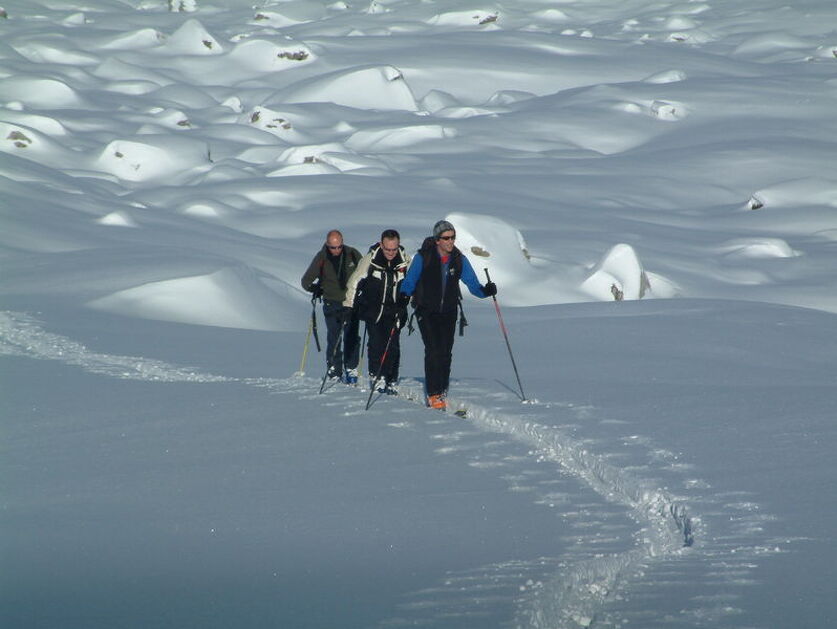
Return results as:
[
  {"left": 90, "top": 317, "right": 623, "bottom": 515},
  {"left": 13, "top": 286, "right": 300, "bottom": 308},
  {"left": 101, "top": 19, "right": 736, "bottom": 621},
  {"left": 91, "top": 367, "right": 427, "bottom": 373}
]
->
[
  {"left": 396, "top": 306, "right": 408, "bottom": 328},
  {"left": 339, "top": 307, "right": 353, "bottom": 323},
  {"left": 482, "top": 281, "right": 497, "bottom": 297},
  {"left": 310, "top": 283, "right": 323, "bottom": 299},
  {"left": 397, "top": 292, "right": 411, "bottom": 307}
]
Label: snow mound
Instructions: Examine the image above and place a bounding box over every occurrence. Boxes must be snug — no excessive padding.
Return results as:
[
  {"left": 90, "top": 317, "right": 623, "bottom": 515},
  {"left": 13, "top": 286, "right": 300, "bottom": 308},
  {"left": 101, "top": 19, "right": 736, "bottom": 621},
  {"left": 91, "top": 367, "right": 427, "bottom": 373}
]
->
[
  {"left": 433, "top": 106, "right": 495, "bottom": 119},
  {"left": 97, "top": 28, "right": 164, "bottom": 50},
  {"left": 87, "top": 267, "right": 299, "bottom": 331},
  {"left": 271, "top": 65, "right": 419, "bottom": 111},
  {"left": 581, "top": 244, "right": 657, "bottom": 301},
  {"left": 718, "top": 238, "right": 800, "bottom": 259},
  {"left": 748, "top": 178, "right": 837, "bottom": 209},
  {"left": 532, "top": 8, "right": 570, "bottom": 22},
  {"left": 61, "top": 12, "right": 86, "bottom": 27},
  {"left": 251, "top": 10, "right": 306, "bottom": 28},
  {"left": 0, "top": 110, "right": 67, "bottom": 136},
  {"left": 96, "top": 211, "right": 138, "bottom": 228},
  {"left": 428, "top": 10, "right": 499, "bottom": 27},
  {"left": 177, "top": 199, "right": 234, "bottom": 218},
  {"left": 228, "top": 39, "right": 315, "bottom": 72},
  {"left": 278, "top": 142, "right": 348, "bottom": 165},
  {"left": 253, "top": 1, "right": 327, "bottom": 24},
  {"left": 246, "top": 106, "right": 297, "bottom": 139},
  {"left": 0, "top": 121, "right": 76, "bottom": 165},
  {"left": 733, "top": 33, "right": 812, "bottom": 58},
  {"left": 485, "top": 90, "right": 536, "bottom": 106},
  {"left": 420, "top": 89, "right": 461, "bottom": 113},
  {"left": 267, "top": 161, "right": 342, "bottom": 177},
  {"left": 0, "top": 76, "right": 83, "bottom": 109},
  {"left": 158, "top": 19, "right": 223, "bottom": 55},
  {"left": 444, "top": 211, "right": 534, "bottom": 289},
  {"left": 813, "top": 44, "right": 837, "bottom": 59},
  {"left": 650, "top": 99, "right": 687, "bottom": 121},
  {"left": 95, "top": 136, "right": 209, "bottom": 183},
  {"left": 11, "top": 41, "right": 98, "bottom": 66},
  {"left": 345, "top": 124, "right": 455, "bottom": 151},
  {"left": 318, "top": 152, "right": 392, "bottom": 173},
  {"left": 643, "top": 69, "right": 687, "bottom": 84}
]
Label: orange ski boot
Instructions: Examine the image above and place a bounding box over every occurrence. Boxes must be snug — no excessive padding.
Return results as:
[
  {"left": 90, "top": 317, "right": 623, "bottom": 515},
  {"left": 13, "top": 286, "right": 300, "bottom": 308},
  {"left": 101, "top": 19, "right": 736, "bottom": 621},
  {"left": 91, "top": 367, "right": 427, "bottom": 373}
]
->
[{"left": 428, "top": 393, "right": 447, "bottom": 411}]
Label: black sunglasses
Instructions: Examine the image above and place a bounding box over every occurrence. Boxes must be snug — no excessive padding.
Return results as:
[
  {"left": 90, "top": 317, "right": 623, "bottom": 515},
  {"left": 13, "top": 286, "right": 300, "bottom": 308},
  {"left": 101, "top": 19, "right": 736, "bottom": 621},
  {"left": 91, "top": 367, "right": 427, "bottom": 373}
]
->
[{"left": 437, "top": 235, "right": 456, "bottom": 241}]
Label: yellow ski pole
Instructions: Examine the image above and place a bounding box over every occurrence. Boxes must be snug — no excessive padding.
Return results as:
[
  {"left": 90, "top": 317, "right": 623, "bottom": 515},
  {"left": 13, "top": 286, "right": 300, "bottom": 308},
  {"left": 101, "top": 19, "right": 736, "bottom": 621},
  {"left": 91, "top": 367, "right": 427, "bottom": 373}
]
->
[{"left": 297, "top": 315, "right": 313, "bottom": 375}]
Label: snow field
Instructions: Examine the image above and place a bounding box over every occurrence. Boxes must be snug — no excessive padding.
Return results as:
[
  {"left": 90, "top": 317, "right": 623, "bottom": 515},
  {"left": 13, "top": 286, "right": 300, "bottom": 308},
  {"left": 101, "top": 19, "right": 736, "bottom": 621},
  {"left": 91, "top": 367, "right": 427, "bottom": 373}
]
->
[{"left": 3, "top": 0, "right": 837, "bottom": 627}]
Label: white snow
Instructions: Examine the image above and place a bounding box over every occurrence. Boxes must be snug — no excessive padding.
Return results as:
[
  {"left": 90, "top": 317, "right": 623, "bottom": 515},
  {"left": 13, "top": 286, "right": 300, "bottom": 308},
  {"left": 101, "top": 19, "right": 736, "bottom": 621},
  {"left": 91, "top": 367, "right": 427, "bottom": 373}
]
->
[{"left": 2, "top": 0, "right": 836, "bottom": 628}]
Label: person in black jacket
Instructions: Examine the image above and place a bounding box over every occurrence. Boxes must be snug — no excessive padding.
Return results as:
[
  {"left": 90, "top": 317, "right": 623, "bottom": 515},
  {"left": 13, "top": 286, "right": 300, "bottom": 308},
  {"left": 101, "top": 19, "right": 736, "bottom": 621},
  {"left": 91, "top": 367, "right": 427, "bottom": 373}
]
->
[
  {"left": 301, "top": 230, "right": 362, "bottom": 383},
  {"left": 399, "top": 220, "right": 496, "bottom": 410},
  {"left": 344, "top": 229, "right": 411, "bottom": 394}
]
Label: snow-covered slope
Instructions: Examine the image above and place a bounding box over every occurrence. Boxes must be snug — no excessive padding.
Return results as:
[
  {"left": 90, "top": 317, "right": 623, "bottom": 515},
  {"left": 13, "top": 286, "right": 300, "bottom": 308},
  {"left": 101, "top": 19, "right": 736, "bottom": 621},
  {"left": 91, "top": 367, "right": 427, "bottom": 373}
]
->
[{"left": 2, "top": 1, "right": 836, "bottom": 627}]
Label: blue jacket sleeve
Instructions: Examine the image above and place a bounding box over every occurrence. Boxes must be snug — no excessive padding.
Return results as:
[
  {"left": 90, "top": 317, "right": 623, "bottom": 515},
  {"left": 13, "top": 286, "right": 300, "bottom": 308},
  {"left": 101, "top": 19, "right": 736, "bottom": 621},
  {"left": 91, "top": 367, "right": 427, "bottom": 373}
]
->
[
  {"left": 460, "top": 256, "right": 487, "bottom": 298},
  {"left": 400, "top": 253, "right": 424, "bottom": 296}
]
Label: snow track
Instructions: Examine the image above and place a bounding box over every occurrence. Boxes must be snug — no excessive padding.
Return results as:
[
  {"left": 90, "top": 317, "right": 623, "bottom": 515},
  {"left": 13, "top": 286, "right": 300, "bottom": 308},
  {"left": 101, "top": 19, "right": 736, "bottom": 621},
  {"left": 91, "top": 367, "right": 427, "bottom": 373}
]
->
[
  {"left": 395, "top": 381, "right": 695, "bottom": 629},
  {"left": 1, "top": 310, "right": 694, "bottom": 628},
  {"left": 0, "top": 311, "right": 231, "bottom": 383}
]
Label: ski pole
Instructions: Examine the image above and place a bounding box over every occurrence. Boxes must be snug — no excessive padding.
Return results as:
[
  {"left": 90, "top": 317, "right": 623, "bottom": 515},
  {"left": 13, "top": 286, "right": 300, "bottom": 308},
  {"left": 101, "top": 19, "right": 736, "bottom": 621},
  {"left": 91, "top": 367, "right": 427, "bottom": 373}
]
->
[
  {"left": 358, "top": 323, "right": 367, "bottom": 379},
  {"left": 365, "top": 318, "right": 400, "bottom": 411},
  {"left": 298, "top": 314, "right": 313, "bottom": 375},
  {"left": 484, "top": 268, "right": 527, "bottom": 402},
  {"left": 311, "top": 296, "right": 322, "bottom": 353},
  {"left": 319, "top": 314, "right": 347, "bottom": 394}
]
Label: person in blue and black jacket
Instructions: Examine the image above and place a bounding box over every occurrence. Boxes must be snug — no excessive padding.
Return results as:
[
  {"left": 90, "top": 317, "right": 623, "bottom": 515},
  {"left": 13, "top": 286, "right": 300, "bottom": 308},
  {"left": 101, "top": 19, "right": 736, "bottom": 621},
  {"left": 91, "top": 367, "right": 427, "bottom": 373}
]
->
[{"left": 399, "top": 220, "right": 496, "bottom": 410}]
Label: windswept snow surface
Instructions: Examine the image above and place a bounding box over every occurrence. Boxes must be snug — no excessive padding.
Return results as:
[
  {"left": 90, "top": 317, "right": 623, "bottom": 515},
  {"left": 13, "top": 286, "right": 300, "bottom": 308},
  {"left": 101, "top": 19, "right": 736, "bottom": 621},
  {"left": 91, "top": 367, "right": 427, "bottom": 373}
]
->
[{"left": 2, "top": 0, "right": 837, "bottom": 627}]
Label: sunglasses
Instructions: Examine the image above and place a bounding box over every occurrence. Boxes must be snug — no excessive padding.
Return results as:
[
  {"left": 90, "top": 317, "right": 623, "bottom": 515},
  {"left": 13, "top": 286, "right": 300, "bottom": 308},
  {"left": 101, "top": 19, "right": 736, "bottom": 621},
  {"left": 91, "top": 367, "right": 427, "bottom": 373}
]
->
[
  {"left": 327, "top": 244, "right": 343, "bottom": 250},
  {"left": 437, "top": 235, "right": 456, "bottom": 241},
  {"left": 382, "top": 246, "right": 399, "bottom": 253}
]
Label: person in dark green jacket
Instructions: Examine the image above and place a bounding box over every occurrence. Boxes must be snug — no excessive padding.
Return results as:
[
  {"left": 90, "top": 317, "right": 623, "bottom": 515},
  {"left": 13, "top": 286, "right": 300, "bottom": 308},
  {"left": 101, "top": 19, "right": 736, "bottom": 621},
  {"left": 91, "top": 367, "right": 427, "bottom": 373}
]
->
[{"left": 301, "top": 230, "right": 362, "bottom": 384}]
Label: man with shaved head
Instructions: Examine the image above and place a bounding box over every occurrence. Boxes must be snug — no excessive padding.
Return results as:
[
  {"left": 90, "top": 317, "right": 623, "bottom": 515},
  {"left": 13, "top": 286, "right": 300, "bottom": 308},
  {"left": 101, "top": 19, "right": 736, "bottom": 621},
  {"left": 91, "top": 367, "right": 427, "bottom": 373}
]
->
[{"left": 301, "top": 230, "right": 362, "bottom": 384}]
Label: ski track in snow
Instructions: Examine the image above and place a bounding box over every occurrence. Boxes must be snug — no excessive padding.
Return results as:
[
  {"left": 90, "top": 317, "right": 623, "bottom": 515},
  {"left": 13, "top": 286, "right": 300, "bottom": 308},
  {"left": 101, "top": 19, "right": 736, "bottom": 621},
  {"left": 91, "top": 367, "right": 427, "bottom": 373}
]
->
[
  {"left": 0, "top": 311, "right": 231, "bottom": 383},
  {"left": 2, "top": 308, "right": 776, "bottom": 628}
]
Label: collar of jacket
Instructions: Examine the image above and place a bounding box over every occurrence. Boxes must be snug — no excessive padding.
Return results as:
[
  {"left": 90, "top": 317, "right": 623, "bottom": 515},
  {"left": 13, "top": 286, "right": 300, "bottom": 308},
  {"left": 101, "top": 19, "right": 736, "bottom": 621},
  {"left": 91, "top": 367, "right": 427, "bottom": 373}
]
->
[{"left": 370, "top": 244, "right": 407, "bottom": 269}]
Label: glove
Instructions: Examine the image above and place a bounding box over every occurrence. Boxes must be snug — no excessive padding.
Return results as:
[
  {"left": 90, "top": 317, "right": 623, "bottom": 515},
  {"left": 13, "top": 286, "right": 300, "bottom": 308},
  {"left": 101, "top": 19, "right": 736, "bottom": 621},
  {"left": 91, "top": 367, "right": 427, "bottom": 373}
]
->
[
  {"left": 397, "top": 292, "right": 411, "bottom": 308},
  {"left": 482, "top": 281, "right": 497, "bottom": 297},
  {"left": 396, "top": 306, "right": 408, "bottom": 328},
  {"left": 310, "top": 283, "right": 323, "bottom": 299},
  {"left": 339, "top": 307, "right": 353, "bottom": 323}
]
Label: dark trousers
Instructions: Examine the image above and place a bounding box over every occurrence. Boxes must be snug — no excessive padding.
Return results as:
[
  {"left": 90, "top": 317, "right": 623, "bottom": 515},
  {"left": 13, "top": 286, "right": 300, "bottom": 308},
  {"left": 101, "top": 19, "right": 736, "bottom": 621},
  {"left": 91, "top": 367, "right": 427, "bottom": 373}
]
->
[
  {"left": 323, "top": 300, "right": 359, "bottom": 375},
  {"left": 417, "top": 310, "right": 457, "bottom": 397},
  {"left": 367, "top": 319, "right": 401, "bottom": 384}
]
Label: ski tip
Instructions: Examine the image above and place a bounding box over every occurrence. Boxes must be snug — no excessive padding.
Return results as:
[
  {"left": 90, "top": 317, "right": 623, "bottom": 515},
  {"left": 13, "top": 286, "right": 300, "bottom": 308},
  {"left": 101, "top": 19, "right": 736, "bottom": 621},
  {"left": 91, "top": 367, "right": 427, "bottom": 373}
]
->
[{"left": 453, "top": 409, "right": 468, "bottom": 418}]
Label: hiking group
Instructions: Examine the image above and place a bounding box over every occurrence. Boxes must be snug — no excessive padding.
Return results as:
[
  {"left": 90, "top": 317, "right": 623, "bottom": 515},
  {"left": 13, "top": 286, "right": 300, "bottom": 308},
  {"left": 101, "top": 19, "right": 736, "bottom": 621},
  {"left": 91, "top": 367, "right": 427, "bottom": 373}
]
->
[{"left": 301, "top": 220, "right": 497, "bottom": 411}]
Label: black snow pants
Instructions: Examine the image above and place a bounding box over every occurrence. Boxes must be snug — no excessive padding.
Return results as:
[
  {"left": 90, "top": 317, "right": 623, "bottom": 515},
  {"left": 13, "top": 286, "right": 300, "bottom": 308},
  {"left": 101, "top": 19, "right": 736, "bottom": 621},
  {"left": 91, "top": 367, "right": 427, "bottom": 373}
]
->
[
  {"left": 323, "top": 299, "right": 359, "bottom": 375},
  {"left": 416, "top": 310, "right": 457, "bottom": 397},
  {"left": 366, "top": 318, "right": 401, "bottom": 384}
]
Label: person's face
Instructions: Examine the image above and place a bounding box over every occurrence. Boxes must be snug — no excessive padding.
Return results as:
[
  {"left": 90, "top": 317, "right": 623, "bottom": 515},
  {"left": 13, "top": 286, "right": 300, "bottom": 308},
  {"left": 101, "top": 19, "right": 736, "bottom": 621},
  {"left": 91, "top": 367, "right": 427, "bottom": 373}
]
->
[
  {"left": 380, "top": 237, "right": 399, "bottom": 261},
  {"left": 435, "top": 230, "right": 455, "bottom": 254},
  {"left": 326, "top": 234, "right": 344, "bottom": 254}
]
